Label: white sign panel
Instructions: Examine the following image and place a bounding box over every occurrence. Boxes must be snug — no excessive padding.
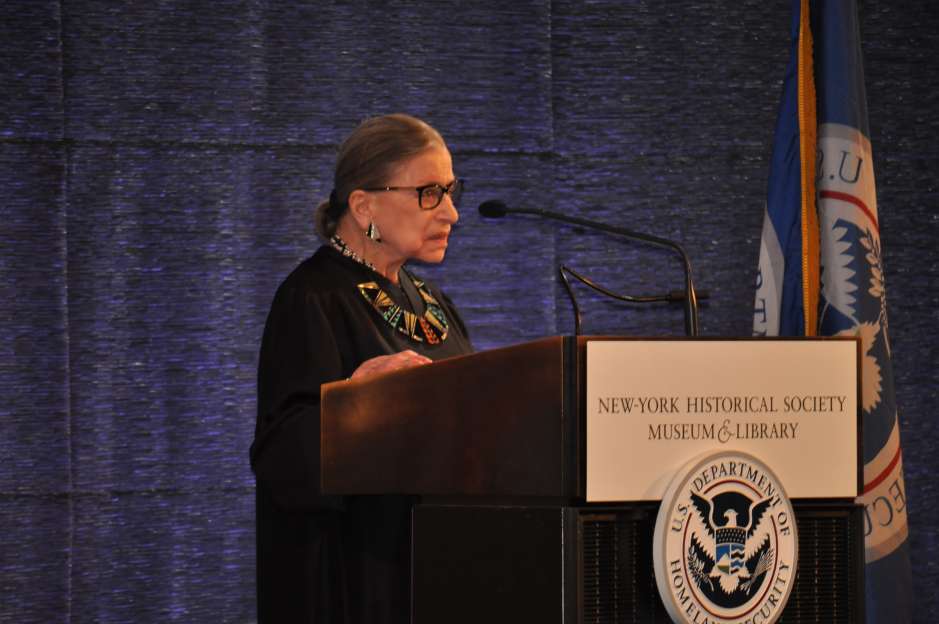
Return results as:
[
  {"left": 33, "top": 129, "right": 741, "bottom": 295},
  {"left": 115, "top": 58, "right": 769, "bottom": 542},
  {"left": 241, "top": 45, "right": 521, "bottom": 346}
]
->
[{"left": 586, "top": 339, "right": 858, "bottom": 501}]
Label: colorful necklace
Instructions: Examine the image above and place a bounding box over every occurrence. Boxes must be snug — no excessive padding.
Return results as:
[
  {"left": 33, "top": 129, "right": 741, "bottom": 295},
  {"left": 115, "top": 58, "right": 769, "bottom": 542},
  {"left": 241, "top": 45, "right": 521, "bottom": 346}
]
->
[{"left": 330, "top": 234, "right": 450, "bottom": 344}]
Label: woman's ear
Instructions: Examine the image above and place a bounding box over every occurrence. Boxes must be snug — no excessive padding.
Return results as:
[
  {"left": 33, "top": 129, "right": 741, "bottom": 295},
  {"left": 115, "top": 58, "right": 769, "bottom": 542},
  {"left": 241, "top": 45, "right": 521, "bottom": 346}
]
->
[{"left": 347, "top": 189, "right": 372, "bottom": 231}]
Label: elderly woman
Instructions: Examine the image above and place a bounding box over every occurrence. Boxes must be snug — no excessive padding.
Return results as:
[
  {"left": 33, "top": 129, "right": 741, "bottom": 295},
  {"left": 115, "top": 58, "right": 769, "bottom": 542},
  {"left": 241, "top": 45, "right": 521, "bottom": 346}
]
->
[{"left": 250, "top": 114, "right": 474, "bottom": 623}]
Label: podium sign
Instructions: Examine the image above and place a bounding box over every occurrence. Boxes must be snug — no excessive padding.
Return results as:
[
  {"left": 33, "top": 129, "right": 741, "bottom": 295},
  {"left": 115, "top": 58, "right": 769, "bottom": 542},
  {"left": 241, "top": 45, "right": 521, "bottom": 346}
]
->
[{"left": 586, "top": 339, "right": 860, "bottom": 502}]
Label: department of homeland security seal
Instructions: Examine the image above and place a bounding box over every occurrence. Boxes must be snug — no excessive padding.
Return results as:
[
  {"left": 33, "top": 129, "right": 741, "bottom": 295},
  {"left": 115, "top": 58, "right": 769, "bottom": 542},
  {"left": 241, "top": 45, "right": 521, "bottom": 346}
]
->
[{"left": 653, "top": 451, "right": 798, "bottom": 624}]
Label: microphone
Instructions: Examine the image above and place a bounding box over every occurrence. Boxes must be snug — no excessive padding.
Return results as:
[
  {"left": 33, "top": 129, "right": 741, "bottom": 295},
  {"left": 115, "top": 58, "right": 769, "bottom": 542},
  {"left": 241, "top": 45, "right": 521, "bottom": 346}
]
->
[
  {"left": 478, "top": 199, "right": 700, "bottom": 336},
  {"left": 478, "top": 200, "right": 509, "bottom": 218}
]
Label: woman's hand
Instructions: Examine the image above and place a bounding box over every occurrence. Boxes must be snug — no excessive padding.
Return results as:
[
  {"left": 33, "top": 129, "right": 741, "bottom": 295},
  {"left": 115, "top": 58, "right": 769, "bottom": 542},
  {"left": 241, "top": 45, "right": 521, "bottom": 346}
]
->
[{"left": 349, "top": 350, "right": 432, "bottom": 381}]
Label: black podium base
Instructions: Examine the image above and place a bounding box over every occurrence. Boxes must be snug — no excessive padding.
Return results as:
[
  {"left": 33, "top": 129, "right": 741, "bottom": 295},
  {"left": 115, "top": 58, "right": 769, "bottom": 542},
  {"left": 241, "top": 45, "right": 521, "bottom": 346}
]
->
[{"left": 412, "top": 502, "right": 863, "bottom": 624}]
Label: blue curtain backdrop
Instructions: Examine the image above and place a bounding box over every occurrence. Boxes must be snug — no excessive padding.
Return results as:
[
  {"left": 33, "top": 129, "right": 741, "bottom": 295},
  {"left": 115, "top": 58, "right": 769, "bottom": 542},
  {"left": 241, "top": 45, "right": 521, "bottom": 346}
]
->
[{"left": 1, "top": 1, "right": 936, "bottom": 621}]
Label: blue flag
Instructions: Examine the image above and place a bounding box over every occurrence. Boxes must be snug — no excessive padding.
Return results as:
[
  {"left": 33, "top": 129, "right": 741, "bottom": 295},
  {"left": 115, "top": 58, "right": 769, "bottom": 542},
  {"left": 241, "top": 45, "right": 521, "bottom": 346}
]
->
[{"left": 754, "top": 1, "right": 912, "bottom": 621}]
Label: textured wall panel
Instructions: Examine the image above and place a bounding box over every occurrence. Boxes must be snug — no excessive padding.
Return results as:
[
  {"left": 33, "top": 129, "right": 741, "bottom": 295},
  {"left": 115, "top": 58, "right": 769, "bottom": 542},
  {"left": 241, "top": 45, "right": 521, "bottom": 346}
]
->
[
  {"left": 65, "top": 144, "right": 329, "bottom": 492},
  {"left": 550, "top": 0, "right": 790, "bottom": 338},
  {"left": 62, "top": 0, "right": 553, "bottom": 151},
  {"left": 0, "top": 144, "right": 70, "bottom": 494},
  {"left": 0, "top": 497, "right": 70, "bottom": 623},
  {"left": 69, "top": 490, "right": 254, "bottom": 622},
  {"left": 0, "top": 1, "right": 63, "bottom": 139}
]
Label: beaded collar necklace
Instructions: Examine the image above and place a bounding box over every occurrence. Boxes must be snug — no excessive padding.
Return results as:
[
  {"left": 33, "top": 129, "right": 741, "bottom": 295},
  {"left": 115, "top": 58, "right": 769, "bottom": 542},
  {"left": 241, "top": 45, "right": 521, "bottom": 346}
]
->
[
  {"left": 330, "top": 234, "right": 375, "bottom": 270},
  {"left": 329, "top": 234, "right": 450, "bottom": 344}
]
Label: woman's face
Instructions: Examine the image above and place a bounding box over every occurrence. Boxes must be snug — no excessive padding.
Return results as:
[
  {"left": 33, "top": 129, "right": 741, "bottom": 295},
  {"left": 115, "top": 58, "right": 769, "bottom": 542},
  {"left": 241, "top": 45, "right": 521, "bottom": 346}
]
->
[{"left": 369, "top": 144, "right": 460, "bottom": 266}]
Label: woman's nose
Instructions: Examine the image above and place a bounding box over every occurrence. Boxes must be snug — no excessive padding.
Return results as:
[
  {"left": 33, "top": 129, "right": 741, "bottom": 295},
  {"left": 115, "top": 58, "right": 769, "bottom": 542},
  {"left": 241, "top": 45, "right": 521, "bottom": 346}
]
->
[{"left": 438, "top": 194, "right": 459, "bottom": 223}]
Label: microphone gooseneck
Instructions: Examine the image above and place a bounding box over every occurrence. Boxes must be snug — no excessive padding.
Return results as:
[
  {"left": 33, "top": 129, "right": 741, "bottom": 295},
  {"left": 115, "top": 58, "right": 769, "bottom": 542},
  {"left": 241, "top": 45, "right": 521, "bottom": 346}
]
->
[{"left": 478, "top": 200, "right": 700, "bottom": 336}]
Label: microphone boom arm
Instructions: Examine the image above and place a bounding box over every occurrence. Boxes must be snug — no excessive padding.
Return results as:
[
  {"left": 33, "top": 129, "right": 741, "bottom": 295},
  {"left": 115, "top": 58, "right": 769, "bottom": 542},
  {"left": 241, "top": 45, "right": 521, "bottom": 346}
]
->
[{"left": 494, "top": 205, "right": 700, "bottom": 336}]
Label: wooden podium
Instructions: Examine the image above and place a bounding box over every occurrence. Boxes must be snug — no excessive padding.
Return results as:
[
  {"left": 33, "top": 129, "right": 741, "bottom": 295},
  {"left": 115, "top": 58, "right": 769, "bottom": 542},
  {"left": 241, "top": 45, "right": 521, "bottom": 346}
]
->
[{"left": 320, "top": 337, "right": 864, "bottom": 623}]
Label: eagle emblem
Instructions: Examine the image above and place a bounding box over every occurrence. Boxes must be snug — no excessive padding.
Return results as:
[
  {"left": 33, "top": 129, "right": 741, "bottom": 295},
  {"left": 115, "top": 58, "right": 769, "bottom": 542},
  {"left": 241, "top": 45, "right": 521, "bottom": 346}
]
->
[{"left": 687, "top": 491, "right": 775, "bottom": 600}]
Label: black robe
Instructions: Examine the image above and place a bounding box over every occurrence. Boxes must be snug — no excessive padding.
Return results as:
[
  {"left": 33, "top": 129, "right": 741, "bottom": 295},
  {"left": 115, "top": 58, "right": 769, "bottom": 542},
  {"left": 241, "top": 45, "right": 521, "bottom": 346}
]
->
[{"left": 250, "top": 245, "right": 474, "bottom": 623}]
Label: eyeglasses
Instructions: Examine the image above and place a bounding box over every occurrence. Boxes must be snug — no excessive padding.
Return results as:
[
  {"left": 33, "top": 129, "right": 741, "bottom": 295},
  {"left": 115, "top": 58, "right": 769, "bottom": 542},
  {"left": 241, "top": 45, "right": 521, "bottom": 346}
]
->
[{"left": 362, "top": 178, "right": 463, "bottom": 211}]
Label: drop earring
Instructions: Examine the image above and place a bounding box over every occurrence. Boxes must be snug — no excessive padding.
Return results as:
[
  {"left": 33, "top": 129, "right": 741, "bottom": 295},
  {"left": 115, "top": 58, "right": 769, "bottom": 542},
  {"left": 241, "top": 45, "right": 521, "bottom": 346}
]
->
[{"left": 366, "top": 221, "right": 382, "bottom": 242}]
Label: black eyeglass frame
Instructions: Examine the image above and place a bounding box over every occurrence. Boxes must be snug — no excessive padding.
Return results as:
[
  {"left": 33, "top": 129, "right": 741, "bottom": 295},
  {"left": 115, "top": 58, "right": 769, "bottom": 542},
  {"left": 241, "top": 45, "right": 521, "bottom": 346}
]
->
[{"left": 362, "top": 178, "right": 464, "bottom": 211}]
